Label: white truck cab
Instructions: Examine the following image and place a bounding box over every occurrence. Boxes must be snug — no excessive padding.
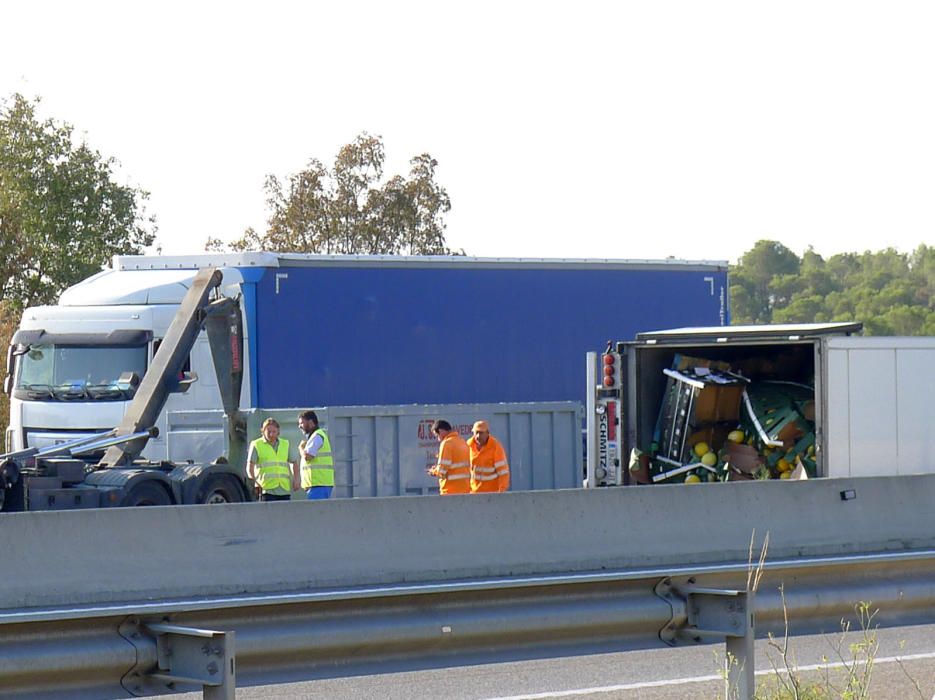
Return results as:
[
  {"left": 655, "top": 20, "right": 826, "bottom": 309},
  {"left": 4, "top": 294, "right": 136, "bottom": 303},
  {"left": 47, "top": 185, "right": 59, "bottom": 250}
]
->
[{"left": 5, "top": 265, "right": 249, "bottom": 462}]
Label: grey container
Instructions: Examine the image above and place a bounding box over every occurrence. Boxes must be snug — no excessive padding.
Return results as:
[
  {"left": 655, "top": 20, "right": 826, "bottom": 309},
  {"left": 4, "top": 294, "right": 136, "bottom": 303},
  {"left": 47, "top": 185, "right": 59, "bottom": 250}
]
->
[{"left": 232, "top": 401, "right": 584, "bottom": 497}]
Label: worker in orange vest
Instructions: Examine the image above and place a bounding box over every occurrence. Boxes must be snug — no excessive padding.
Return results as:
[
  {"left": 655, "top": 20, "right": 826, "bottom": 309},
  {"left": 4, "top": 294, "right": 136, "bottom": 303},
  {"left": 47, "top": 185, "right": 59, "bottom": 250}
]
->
[
  {"left": 468, "top": 420, "right": 510, "bottom": 493},
  {"left": 427, "top": 419, "right": 471, "bottom": 495}
]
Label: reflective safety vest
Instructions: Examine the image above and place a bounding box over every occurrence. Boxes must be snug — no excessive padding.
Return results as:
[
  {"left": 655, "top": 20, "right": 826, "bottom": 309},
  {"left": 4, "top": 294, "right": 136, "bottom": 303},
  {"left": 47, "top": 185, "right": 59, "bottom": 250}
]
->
[
  {"left": 468, "top": 434, "right": 510, "bottom": 493},
  {"left": 251, "top": 438, "right": 292, "bottom": 495},
  {"left": 432, "top": 432, "right": 471, "bottom": 495},
  {"left": 301, "top": 428, "right": 335, "bottom": 489}
]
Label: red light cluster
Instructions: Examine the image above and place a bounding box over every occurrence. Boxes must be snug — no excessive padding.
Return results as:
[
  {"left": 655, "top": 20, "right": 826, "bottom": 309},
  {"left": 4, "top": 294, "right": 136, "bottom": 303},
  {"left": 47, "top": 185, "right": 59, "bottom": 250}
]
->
[{"left": 602, "top": 353, "right": 616, "bottom": 387}]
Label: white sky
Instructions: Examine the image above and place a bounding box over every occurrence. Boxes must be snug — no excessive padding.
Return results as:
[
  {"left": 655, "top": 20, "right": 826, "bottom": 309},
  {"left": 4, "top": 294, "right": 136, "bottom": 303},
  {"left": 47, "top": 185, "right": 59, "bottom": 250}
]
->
[{"left": 2, "top": 1, "right": 933, "bottom": 264}]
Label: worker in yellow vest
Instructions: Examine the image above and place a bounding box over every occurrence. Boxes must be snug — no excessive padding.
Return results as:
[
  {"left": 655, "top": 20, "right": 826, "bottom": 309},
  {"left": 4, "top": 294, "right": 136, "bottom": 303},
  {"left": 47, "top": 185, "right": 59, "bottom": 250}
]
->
[
  {"left": 298, "top": 410, "right": 335, "bottom": 500},
  {"left": 247, "top": 418, "right": 299, "bottom": 501}
]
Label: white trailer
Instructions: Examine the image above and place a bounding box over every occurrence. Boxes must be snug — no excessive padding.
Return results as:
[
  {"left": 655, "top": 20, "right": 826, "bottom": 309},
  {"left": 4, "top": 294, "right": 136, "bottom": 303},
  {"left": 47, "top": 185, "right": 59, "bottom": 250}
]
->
[{"left": 586, "top": 323, "right": 935, "bottom": 485}]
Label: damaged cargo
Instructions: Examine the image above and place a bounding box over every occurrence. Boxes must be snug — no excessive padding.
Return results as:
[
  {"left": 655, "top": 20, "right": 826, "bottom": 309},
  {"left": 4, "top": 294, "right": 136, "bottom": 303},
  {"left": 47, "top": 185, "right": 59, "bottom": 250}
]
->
[{"left": 586, "top": 322, "right": 935, "bottom": 486}]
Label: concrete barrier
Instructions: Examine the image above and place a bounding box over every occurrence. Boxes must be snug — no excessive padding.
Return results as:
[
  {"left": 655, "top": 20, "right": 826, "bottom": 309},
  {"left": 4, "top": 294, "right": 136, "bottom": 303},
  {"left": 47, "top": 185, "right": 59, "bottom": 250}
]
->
[{"left": 2, "top": 475, "right": 933, "bottom": 611}]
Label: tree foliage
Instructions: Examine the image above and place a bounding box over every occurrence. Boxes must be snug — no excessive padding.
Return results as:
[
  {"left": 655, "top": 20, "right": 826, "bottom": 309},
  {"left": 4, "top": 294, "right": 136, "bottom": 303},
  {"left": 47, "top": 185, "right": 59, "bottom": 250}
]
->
[
  {"left": 0, "top": 300, "right": 16, "bottom": 434},
  {"left": 730, "top": 240, "right": 935, "bottom": 335},
  {"left": 208, "top": 133, "right": 454, "bottom": 255},
  {"left": 0, "top": 94, "right": 156, "bottom": 309}
]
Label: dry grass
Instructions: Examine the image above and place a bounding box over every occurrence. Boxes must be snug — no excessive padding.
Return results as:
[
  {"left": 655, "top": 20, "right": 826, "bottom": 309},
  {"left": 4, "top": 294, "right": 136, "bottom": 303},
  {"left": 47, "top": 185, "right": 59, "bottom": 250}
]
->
[{"left": 719, "top": 532, "right": 918, "bottom": 700}]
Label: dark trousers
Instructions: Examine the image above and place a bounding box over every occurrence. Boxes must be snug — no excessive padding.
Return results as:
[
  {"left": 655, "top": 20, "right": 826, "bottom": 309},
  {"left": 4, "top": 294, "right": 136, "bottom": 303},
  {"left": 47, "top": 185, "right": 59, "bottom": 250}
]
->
[{"left": 260, "top": 493, "right": 291, "bottom": 502}]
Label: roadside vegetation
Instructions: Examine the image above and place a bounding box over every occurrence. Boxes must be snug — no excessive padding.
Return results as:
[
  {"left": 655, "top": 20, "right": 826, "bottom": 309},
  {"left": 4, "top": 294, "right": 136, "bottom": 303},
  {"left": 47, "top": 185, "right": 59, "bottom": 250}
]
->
[
  {"left": 0, "top": 94, "right": 156, "bottom": 310},
  {"left": 0, "top": 303, "right": 15, "bottom": 435},
  {"left": 753, "top": 597, "right": 879, "bottom": 700},
  {"left": 718, "top": 533, "right": 926, "bottom": 700},
  {"left": 730, "top": 240, "right": 935, "bottom": 335}
]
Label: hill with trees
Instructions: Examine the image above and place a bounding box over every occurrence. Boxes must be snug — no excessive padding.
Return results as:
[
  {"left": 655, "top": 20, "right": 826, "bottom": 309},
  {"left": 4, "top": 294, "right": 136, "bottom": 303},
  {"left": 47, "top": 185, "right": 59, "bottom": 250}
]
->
[{"left": 730, "top": 240, "right": 935, "bottom": 335}]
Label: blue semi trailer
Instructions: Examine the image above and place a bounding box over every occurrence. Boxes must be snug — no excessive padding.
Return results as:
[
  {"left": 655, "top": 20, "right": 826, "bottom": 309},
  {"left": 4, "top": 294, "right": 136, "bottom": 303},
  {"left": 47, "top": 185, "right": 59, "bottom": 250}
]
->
[
  {"left": 242, "top": 255, "right": 728, "bottom": 408},
  {"left": 5, "top": 253, "right": 728, "bottom": 480}
]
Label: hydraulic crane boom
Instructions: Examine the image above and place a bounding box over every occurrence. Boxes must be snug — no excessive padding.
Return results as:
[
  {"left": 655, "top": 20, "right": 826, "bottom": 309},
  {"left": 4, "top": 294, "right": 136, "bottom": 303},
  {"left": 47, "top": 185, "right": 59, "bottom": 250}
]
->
[
  {"left": 99, "top": 267, "right": 245, "bottom": 467},
  {"left": 1, "top": 266, "right": 249, "bottom": 511}
]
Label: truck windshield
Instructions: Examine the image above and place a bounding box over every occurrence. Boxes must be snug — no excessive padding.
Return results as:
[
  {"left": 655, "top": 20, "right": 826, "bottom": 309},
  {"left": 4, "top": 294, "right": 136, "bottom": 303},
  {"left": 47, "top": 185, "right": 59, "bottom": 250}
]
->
[{"left": 14, "top": 344, "right": 147, "bottom": 401}]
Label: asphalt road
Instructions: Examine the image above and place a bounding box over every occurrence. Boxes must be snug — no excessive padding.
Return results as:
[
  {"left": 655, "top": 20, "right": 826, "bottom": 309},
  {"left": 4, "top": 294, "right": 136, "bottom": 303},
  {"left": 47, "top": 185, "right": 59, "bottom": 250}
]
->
[{"left": 170, "top": 622, "right": 935, "bottom": 699}]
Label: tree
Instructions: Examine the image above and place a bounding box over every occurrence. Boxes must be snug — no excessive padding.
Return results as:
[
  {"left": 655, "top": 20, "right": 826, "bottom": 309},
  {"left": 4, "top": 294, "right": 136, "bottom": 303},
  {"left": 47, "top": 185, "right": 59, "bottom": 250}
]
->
[
  {"left": 0, "top": 300, "right": 16, "bottom": 435},
  {"left": 730, "top": 240, "right": 801, "bottom": 323},
  {"left": 0, "top": 94, "right": 156, "bottom": 309},
  {"left": 730, "top": 241, "right": 935, "bottom": 335},
  {"left": 210, "top": 133, "right": 454, "bottom": 255}
]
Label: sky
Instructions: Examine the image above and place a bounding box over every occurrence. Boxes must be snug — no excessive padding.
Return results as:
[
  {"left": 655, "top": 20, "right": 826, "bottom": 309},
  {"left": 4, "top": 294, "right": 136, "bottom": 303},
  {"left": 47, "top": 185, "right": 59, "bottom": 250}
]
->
[{"left": 2, "top": 0, "right": 934, "bottom": 265}]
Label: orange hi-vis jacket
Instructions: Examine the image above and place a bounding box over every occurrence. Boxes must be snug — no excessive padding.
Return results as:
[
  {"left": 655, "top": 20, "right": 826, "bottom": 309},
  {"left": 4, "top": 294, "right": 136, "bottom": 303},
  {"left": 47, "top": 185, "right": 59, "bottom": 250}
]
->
[
  {"left": 468, "top": 434, "right": 510, "bottom": 493},
  {"left": 430, "top": 431, "right": 471, "bottom": 495}
]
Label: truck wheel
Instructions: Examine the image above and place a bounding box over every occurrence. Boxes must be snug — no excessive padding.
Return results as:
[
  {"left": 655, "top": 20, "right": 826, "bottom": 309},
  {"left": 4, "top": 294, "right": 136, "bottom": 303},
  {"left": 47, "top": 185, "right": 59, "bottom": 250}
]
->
[
  {"left": 122, "top": 482, "right": 172, "bottom": 507},
  {"left": 199, "top": 474, "right": 245, "bottom": 504}
]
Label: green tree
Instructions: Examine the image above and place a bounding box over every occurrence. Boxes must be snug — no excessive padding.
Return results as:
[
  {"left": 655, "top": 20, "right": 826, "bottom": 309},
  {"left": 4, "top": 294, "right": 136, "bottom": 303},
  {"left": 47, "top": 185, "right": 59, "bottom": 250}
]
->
[
  {"left": 211, "top": 133, "right": 454, "bottom": 255},
  {"left": 908, "top": 244, "right": 935, "bottom": 309},
  {"left": 730, "top": 240, "right": 801, "bottom": 323},
  {"left": 771, "top": 294, "right": 826, "bottom": 324},
  {"left": 216, "top": 133, "right": 452, "bottom": 255},
  {"left": 798, "top": 247, "right": 838, "bottom": 298},
  {"left": 0, "top": 94, "right": 156, "bottom": 309},
  {"left": 0, "top": 301, "right": 16, "bottom": 437},
  {"left": 730, "top": 241, "right": 935, "bottom": 335}
]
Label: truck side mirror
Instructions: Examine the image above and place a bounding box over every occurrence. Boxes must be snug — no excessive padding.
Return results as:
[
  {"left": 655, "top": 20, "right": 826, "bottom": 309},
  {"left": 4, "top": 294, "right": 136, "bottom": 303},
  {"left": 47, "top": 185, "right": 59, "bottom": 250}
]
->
[
  {"left": 113, "top": 372, "right": 141, "bottom": 399},
  {"left": 2, "top": 375, "right": 10, "bottom": 396},
  {"left": 117, "top": 371, "right": 141, "bottom": 389},
  {"left": 172, "top": 371, "right": 199, "bottom": 393}
]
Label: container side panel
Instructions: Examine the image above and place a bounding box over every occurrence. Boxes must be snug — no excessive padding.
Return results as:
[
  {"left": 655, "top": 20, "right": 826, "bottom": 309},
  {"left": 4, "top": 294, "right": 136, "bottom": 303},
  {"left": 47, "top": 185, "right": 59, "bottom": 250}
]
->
[
  {"left": 166, "top": 409, "right": 226, "bottom": 465},
  {"left": 556, "top": 408, "right": 584, "bottom": 489},
  {"left": 546, "top": 409, "right": 579, "bottom": 489},
  {"left": 253, "top": 267, "right": 726, "bottom": 407},
  {"left": 895, "top": 349, "right": 934, "bottom": 475},
  {"left": 245, "top": 402, "right": 586, "bottom": 496},
  {"left": 845, "top": 349, "right": 898, "bottom": 477},
  {"left": 825, "top": 348, "right": 851, "bottom": 477},
  {"left": 374, "top": 414, "right": 401, "bottom": 497},
  {"left": 508, "top": 412, "right": 534, "bottom": 491},
  {"left": 331, "top": 413, "right": 355, "bottom": 498},
  {"left": 531, "top": 412, "right": 554, "bottom": 489}
]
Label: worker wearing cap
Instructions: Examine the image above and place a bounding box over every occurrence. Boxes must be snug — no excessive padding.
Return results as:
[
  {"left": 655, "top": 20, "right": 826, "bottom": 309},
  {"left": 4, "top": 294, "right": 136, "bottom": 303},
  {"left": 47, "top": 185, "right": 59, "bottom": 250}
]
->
[
  {"left": 247, "top": 418, "right": 300, "bottom": 501},
  {"left": 427, "top": 419, "right": 471, "bottom": 495},
  {"left": 468, "top": 420, "right": 510, "bottom": 493}
]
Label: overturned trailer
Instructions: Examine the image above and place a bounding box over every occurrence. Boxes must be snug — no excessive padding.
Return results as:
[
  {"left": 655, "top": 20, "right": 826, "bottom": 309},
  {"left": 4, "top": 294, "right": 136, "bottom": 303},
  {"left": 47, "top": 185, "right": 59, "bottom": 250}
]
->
[{"left": 586, "top": 322, "right": 935, "bottom": 486}]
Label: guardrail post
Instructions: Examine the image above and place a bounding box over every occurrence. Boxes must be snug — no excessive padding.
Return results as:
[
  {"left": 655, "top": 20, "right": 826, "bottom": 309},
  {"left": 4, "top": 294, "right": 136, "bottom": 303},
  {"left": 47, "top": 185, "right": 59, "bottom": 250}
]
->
[
  {"left": 120, "top": 619, "right": 235, "bottom": 699},
  {"left": 145, "top": 623, "right": 235, "bottom": 700},
  {"left": 655, "top": 576, "right": 755, "bottom": 700},
  {"left": 724, "top": 592, "right": 755, "bottom": 700}
]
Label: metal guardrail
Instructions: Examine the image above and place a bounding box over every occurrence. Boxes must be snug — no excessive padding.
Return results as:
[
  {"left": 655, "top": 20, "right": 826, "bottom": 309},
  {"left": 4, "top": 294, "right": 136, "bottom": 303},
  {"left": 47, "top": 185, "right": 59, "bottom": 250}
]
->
[
  {"left": 5, "top": 475, "right": 935, "bottom": 698},
  {"left": 2, "top": 548, "right": 934, "bottom": 699}
]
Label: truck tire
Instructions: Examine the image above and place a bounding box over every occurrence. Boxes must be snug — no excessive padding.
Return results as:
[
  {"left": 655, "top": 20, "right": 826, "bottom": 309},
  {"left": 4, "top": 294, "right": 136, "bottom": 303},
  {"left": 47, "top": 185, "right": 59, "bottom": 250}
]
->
[
  {"left": 122, "top": 481, "right": 172, "bottom": 507},
  {"left": 198, "top": 474, "right": 245, "bottom": 504}
]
